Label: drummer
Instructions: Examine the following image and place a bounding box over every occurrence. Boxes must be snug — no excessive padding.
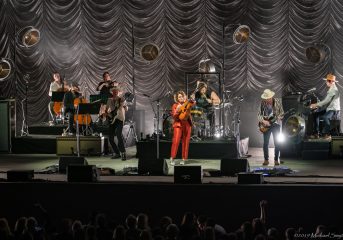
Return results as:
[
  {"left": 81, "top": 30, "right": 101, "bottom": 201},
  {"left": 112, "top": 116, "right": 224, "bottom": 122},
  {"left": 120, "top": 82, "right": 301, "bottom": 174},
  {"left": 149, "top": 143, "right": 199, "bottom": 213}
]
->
[{"left": 192, "top": 81, "right": 221, "bottom": 131}]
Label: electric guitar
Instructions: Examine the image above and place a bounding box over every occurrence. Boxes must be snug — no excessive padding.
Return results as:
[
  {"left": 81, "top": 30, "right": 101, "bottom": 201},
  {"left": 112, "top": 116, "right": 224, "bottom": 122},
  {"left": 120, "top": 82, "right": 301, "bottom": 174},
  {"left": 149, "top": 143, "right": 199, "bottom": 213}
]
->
[
  {"left": 258, "top": 109, "right": 293, "bottom": 133},
  {"left": 104, "top": 97, "right": 123, "bottom": 125}
]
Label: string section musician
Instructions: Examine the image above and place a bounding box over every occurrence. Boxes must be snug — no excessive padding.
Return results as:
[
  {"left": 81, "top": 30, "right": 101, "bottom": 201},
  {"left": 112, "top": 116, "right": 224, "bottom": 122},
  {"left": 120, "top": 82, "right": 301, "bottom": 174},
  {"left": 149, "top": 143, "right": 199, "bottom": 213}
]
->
[
  {"left": 257, "top": 89, "right": 284, "bottom": 166},
  {"left": 48, "top": 72, "right": 63, "bottom": 125},
  {"left": 63, "top": 82, "right": 80, "bottom": 134},
  {"left": 170, "top": 91, "right": 196, "bottom": 166},
  {"left": 105, "top": 86, "right": 128, "bottom": 160},
  {"left": 96, "top": 71, "right": 118, "bottom": 97}
]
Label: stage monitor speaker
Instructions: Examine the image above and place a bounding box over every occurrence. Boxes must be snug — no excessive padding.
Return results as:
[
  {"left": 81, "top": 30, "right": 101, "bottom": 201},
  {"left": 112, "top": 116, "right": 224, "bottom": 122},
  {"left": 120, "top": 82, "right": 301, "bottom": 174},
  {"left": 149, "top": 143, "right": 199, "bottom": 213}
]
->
[
  {"left": 138, "top": 157, "right": 167, "bottom": 175},
  {"left": 238, "top": 173, "right": 264, "bottom": 184},
  {"left": 174, "top": 166, "right": 202, "bottom": 184},
  {"left": 282, "top": 94, "right": 303, "bottom": 114},
  {"left": 7, "top": 170, "right": 34, "bottom": 182},
  {"left": 59, "top": 156, "right": 87, "bottom": 173},
  {"left": 220, "top": 158, "right": 249, "bottom": 176},
  {"left": 0, "top": 100, "right": 16, "bottom": 152},
  {"left": 67, "top": 165, "right": 99, "bottom": 182}
]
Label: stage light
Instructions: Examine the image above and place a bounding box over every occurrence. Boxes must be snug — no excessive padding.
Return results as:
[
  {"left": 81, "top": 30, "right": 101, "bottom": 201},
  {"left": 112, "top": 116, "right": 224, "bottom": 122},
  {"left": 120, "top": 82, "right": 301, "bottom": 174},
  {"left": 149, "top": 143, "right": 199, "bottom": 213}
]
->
[
  {"left": 225, "top": 24, "right": 251, "bottom": 44},
  {"left": 305, "top": 43, "right": 330, "bottom": 64},
  {"left": 199, "top": 59, "right": 216, "bottom": 73},
  {"left": 283, "top": 115, "right": 306, "bottom": 141},
  {"left": 17, "top": 26, "right": 41, "bottom": 48},
  {"left": 277, "top": 132, "right": 285, "bottom": 143},
  {"left": 232, "top": 25, "right": 250, "bottom": 44},
  {"left": 140, "top": 43, "right": 159, "bottom": 61},
  {"left": 0, "top": 59, "right": 12, "bottom": 81},
  {"left": 215, "top": 133, "right": 221, "bottom": 138}
]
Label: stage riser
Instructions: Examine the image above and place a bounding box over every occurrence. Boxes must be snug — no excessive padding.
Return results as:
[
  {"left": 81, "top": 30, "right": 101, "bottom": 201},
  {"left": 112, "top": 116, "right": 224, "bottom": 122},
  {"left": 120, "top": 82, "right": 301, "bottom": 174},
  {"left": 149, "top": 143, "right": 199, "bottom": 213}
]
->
[
  {"left": 137, "top": 140, "right": 238, "bottom": 159},
  {"left": 12, "top": 137, "right": 56, "bottom": 154},
  {"left": 56, "top": 136, "right": 104, "bottom": 156}
]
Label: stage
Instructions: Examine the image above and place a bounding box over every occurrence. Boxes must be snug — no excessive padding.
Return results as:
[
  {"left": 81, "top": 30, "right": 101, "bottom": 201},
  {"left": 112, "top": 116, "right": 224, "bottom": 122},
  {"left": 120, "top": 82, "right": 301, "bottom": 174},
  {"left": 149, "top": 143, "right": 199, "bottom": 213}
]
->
[
  {"left": 2, "top": 144, "right": 343, "bottom": 230},
  {"left": 2, "top": 147, "right": 343, "bottom": 184}
]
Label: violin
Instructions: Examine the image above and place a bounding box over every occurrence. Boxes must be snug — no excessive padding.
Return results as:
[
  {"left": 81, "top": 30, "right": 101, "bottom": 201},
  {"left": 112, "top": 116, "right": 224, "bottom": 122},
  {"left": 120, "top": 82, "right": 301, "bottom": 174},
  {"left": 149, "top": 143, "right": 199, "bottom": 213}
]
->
[{"left": 178, "top": 98, "right": 195, "bottom": 120}]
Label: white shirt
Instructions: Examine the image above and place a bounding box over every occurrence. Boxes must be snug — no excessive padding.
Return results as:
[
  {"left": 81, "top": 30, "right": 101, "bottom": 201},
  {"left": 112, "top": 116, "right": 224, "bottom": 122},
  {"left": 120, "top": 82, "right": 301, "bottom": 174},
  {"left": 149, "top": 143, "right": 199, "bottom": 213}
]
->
[
  {"left": 317, "top": 84, "right": 340, "bottom": 111},
  {"left": 49, "top": 81, "right": 62, "bottom": 97},
  {"left": 106, "top": 96, "right": 127, "bottom": 122}
]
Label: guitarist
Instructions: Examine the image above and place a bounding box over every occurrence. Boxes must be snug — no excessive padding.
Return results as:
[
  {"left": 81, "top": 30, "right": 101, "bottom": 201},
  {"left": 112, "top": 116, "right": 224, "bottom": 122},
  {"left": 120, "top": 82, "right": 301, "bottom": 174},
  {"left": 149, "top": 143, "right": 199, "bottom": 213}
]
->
[
  {"left": 257, "top": 89, "right": 284, "bottom": 166},
  {"left": 106, "top": 86, "right": 128, "bottom": 160},
  {"left": 170, "top": 90, "right": 196, "bottom": 166}
]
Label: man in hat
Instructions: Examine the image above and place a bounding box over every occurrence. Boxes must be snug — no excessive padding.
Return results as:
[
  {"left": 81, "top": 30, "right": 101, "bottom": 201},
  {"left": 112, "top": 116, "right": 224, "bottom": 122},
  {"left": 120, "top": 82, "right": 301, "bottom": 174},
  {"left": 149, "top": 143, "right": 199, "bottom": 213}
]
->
[
  {"left": 310, "top": 73, "right": 340, "bottom": 140},
  {"left": 257, "top": 89, "right": 284, "bottom": 166},
  {"left": 105, "top": 85, "right": 128, "bottom": 160}
]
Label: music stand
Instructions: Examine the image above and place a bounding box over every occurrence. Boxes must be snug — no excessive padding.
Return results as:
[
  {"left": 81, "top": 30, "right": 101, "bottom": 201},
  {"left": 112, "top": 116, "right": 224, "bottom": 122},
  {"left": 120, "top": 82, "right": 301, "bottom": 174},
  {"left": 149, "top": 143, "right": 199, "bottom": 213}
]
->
[
  {"left": 74, "top": 102, "right": 101, "bottom": 157},
  {"left": 51, "top": 92, "right": 65, "bottom": 102},
  {"left": 51, "top": 92, "right": 66, "bottom": 124}
]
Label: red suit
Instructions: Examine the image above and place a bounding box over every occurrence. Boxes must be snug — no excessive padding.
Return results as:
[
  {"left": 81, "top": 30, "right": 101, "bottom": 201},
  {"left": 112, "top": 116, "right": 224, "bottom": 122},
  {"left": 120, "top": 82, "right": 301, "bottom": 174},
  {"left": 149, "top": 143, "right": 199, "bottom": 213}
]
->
[{"left": 170, "top": 101, "right": 195, "bottom": 160}]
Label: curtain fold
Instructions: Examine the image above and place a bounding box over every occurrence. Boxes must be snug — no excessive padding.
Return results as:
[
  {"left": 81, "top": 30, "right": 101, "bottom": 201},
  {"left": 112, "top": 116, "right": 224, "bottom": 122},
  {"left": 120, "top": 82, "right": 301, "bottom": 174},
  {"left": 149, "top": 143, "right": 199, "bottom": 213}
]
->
[{"left": 0, "top": 0, "right": 342, "bottom": 136}]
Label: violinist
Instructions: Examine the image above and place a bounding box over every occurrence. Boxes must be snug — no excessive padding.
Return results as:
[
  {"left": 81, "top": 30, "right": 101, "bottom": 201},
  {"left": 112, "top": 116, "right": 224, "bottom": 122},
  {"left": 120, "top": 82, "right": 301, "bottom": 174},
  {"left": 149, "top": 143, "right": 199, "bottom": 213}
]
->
[
  {"left": 48, "top": 72, "right": 63, "bottom": 125},
  {"left": 96, "top": 72, "right": 118, "bottom": 97},
  {"left": 63, "top": 82, "right": 80, "bottom": 134},
  {"left": 170, "top": 91, "right": 196, "bottom": 166}
]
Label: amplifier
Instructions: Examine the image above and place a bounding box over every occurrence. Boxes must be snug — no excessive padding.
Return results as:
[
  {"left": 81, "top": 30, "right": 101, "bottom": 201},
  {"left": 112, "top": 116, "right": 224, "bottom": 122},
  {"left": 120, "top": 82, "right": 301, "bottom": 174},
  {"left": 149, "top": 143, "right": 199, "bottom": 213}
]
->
[{"left": 56, "top": 136, "right": 104, "bottom": 155}]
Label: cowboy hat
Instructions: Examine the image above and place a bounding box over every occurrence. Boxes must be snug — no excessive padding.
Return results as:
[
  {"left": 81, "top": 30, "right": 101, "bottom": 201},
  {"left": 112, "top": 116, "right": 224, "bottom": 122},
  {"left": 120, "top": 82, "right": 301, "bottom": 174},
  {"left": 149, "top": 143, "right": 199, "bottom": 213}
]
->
[
  {"left": 261, "top": 89, "right": 275, "bottom": 99},
  {"left": 323, "top": 73, "right": 338, "bottom": 82}
]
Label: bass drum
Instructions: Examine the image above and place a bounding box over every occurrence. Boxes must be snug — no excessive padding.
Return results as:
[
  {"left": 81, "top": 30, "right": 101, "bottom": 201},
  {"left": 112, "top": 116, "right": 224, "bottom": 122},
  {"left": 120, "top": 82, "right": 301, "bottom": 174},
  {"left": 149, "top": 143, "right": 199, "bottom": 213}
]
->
[{"left": 283, "top": 115, "right": 305, "bottom": 139}]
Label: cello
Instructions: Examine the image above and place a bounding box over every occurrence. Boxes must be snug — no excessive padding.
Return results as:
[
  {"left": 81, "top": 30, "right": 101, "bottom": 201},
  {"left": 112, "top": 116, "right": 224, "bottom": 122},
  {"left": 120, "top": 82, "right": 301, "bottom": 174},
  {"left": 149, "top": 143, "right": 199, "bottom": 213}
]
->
[
  {"left": 53, "top": 81, "right": 68, "bottom": 117},
  {"left": 72, "top": 87, "right": 92, "bottom": 125}
]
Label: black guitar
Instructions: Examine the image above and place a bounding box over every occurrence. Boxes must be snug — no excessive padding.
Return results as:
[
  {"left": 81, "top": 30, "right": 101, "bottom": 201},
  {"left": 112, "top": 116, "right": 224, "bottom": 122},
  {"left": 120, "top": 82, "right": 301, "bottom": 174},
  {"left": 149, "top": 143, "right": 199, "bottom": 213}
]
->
[{"left": 258, "top": 109, "right": 294, "bottom": 133}]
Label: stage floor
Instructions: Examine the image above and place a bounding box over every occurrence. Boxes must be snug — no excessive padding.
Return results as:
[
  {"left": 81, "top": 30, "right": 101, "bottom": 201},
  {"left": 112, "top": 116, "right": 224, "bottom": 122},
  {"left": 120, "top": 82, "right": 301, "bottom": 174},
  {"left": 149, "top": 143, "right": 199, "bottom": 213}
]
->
[{"left": 1, "top": 147, "right": 343, "bottom": 184}]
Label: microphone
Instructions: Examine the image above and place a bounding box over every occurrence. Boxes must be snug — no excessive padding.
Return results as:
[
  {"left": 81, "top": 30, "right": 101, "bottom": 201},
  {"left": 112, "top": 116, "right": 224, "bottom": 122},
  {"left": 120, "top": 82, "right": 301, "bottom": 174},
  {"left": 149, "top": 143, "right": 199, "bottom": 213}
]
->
[{"left": 143, "top": 93, "right": 151, "bottom": 98}]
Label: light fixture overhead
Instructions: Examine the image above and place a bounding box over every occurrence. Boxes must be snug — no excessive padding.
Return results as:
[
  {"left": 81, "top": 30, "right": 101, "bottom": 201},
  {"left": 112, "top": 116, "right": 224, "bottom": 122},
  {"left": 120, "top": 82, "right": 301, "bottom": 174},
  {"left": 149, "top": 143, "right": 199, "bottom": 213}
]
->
[
  {"left": 198, "top": 59, "right": 216, "bottom": 73},
  {"left": 232, "top": 25, "right": 250, "bottom": 44},
  {"left": 140, "top": 43, "right": 159, "bottom": 61},
  {"left": 305, "top": 43, "right": 330, "bottom": 64},
  {"left": 0, "top": 59, "right": 12, "bottom": 81},
  {"left": 17, "top": 26, "right": 41, "bottom": 48}
]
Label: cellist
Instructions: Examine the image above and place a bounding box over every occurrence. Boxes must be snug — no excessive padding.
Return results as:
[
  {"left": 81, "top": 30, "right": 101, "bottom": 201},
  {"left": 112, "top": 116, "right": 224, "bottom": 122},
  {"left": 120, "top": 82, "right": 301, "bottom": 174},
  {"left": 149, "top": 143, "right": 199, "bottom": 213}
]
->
[
  {"left": 48, "top": 72, "right": 63, "bottom": 125},
  {"left": 170, "top": 90, "right": 196, "bottom": 166}
]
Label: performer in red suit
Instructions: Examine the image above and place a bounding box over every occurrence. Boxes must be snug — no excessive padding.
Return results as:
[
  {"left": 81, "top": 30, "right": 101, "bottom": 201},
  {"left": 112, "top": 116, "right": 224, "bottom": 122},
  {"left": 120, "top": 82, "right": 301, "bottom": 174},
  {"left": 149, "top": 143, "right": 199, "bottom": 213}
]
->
[{"left": 170, "top": 90, "right": 195, "bottom": 166}]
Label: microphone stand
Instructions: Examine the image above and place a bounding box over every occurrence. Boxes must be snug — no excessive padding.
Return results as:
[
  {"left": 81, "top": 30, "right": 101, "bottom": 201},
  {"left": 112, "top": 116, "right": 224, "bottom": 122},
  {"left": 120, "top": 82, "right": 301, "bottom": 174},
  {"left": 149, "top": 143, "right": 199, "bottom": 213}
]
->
[{"left": 20, "top": 74, "right": 29, "bottom": 136}]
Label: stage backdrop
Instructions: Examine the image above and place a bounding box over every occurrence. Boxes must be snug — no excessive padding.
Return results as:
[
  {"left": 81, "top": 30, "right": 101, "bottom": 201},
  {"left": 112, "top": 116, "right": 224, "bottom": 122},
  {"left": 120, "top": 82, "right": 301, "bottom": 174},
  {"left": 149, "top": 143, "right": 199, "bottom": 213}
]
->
[{"left": 1, "top": 0, "right": 343, "bottom": 147}]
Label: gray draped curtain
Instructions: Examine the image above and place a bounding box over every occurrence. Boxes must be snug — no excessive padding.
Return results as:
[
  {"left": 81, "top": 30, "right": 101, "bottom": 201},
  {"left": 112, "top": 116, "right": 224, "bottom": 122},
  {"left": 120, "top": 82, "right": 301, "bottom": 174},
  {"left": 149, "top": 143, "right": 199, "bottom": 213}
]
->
[{"left": 1, "top": 0, "right": 343, "bottom": 146}]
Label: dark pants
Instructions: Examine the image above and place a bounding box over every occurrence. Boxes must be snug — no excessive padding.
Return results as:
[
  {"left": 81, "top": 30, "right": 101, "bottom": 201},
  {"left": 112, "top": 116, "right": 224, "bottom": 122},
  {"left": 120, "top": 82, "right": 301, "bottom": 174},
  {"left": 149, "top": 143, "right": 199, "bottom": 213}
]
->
[
  {"left": 313, "top": 110, "right": 335, "bottom": 134},
  {"left": 65, "top": 107, "right": 75, "bottom": 133},
  {"left": 263, "top": 124, "right": 280, "bottom": 161},
  {"left": 109, "top": 119, "right": 125, "bottom": 154}
]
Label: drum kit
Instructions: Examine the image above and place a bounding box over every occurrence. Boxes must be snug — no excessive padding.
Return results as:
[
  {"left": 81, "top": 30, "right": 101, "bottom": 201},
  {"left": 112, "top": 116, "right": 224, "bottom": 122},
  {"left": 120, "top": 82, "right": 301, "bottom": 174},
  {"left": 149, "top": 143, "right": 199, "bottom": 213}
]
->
[{"left": 161, "top": 86, "right": 244, "bottom": 141}]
